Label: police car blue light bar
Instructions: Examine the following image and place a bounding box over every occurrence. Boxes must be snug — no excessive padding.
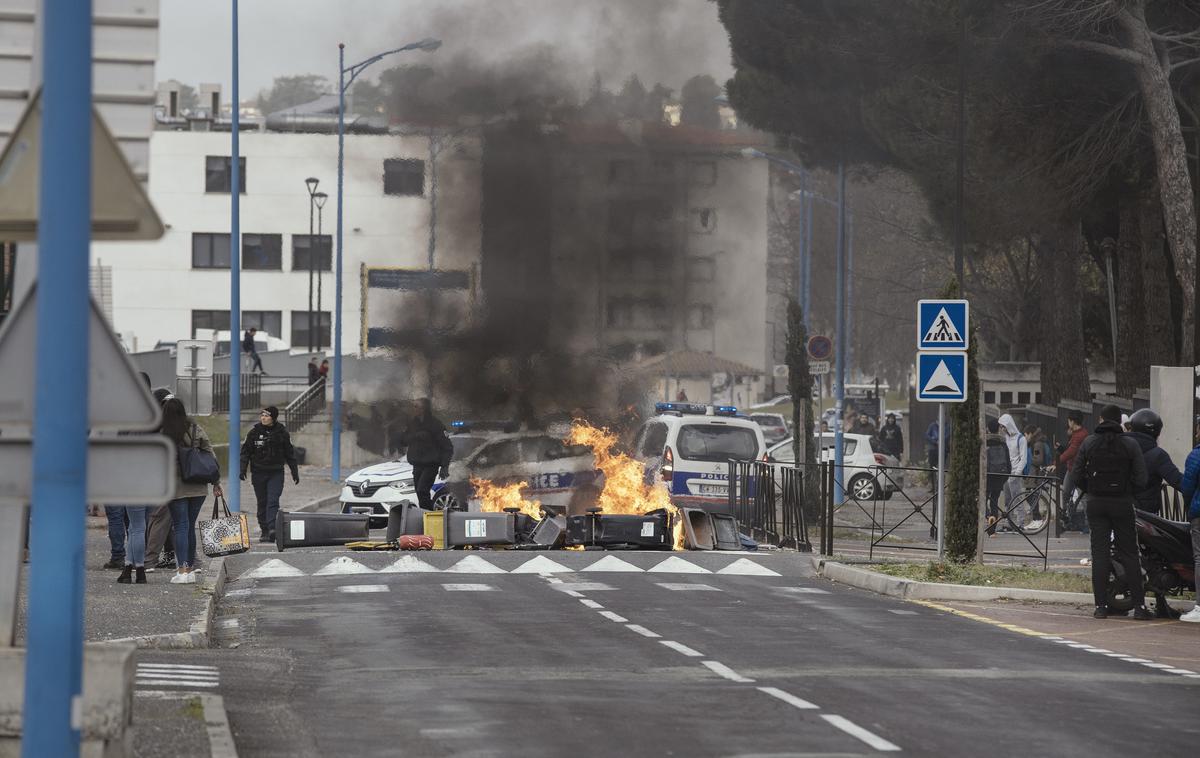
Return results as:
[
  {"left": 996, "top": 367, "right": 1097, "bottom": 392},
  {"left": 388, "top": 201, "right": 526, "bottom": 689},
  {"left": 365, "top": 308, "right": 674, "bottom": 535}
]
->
[
  {"left": 655, "top": 402, "right": 709, "bottom": 415},
  {"left": 450, "top": 420, "right": 468, "bottom": 428},
  {"left": 713, "top": 405, "right": 738, "bottom": 416}
]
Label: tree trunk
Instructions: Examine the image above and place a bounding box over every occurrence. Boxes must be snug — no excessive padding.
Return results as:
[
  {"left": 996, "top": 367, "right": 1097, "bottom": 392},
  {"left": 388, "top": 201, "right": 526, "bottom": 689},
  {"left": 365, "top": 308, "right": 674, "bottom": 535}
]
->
[
  {"left": 1139, "top": 182, "right": 1177, "bottom": 367},
  {"left": 1120, "top": 6, "right": 1197, "bottom": 364},
  {"left": 1115, "top": 191, "right": 1148, "bottom": 396},
  {"left": 1036, "top": 224, "right": 1092, "bottom": 405}
]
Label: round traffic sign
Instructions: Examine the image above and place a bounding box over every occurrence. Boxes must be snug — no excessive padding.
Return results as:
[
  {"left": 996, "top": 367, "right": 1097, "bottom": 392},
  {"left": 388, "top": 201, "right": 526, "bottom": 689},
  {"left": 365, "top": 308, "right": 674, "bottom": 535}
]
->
[{"left": 807, "top": 335, "right": 833, "bottom": 361}]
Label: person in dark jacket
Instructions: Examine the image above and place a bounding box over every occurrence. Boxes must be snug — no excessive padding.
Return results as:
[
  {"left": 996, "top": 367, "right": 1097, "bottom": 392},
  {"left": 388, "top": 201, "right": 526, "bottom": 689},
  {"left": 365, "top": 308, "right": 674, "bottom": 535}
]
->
[
  {"left": 877, "top": 414, "right": 904, "bottom": 460},
  {"left": 1176, "top": 438, "right": 1200, "bottom": 623},
  {"left": 1054, "top": 410, "right": 1088, "bottom": 478},
  {"left": 1063, "top": 404, "right": 1152, "bottom": 620},
  {"left": 397, "top": 398, "right": 454, "bottom": 510},
  {"left": 1127, "top": 409, "right": 1184, "bottom": 618},
  {"left": 242, "top": 328, "right": 264, "bottom": 374},
  {"left": 239, "top": 406, "right": 299, "bottom": 541}
]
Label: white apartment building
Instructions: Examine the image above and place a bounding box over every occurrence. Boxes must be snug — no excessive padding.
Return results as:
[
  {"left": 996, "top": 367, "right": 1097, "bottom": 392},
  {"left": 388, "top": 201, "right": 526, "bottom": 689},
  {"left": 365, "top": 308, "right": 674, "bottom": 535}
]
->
[{"left": 92, "top": 125, "right": 482, "bottom": 353}]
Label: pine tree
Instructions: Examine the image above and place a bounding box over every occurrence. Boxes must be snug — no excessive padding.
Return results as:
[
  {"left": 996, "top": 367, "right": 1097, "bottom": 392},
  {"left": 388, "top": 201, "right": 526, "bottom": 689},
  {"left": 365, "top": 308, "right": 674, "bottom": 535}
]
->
[
  {"left": 786, "top": 299, "right": 820, "bottom": 522},
  {"left": 940, "top": 279, "right": 979, "bottom": 562}
]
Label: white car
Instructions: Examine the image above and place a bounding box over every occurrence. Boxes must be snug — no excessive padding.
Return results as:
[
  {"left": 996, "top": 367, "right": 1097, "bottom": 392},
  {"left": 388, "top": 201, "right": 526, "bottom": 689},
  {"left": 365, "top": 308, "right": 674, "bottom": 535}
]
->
[
  {"left": 340, "top": 430, "right": 600, "bottom": 526},
  {"left": 749, "top": 413, "right": 790, "bottom": 446},
  {"left": 766, "top": 433, "right": 903, "bottom": 501}
]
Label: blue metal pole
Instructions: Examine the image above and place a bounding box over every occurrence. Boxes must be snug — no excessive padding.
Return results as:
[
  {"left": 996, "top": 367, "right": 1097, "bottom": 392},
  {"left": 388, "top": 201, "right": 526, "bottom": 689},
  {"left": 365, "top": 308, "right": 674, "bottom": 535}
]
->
[
  {"left": 23, "top": 2, "right": 92, "bottom": 754},
  {"left": 227, "top": 0, "right": 241, "bottom": 512},
  {"left": 846, "top": 214, "right": 854, "bottom": 379},
  {"left": 333, "top": 44, "right": 345, "bottom": 482},
  {"left": 833, "top": 162, "right": 847, "bottom": 506}
]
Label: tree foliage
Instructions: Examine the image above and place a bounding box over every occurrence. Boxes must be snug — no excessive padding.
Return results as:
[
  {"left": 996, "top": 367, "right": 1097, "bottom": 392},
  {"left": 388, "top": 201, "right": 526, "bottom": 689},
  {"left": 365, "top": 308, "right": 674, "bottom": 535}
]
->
[
  {"left": 941, "top": 280, "right": 979, "bottom": 562},
  {"left": 680, "top": 74, "right": 722, "bottom": 129},
  {"left": 256, "top": 74, "right": 327, "bottom": 116}
]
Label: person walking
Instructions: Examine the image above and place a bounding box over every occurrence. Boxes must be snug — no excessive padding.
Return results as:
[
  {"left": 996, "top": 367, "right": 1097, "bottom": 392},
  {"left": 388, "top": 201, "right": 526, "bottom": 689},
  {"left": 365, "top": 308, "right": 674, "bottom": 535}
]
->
[
  {"left": 1177, "top": 435, "right": 1200, "bottom": 623},
  {"left": 925, "top": 420, "right": 940, "bottom": 470},
  {"left": 101, "top": 506, "right": 126, "bottom": 569},
  {"left": 239, "top": 406, "right": 299, "bottom": 542},
  {"left": 396, "top": 398, "right": 454, "bottom": 510},
  {"left": 242, "top": 327, "right": 264, "bottom": 374},
  {"left": 984, "top": 418, "right": 1010, "bottom": 535},
  {"left": 116, "top": 506, "right": 150, "bottom": 584},
  {"left": 318, "top": 359, "right": 329, "bottom": 382},
  {"left": 307, "top": 358, "right": 320, "bottom": 385},
  {"left": 1064, "top": 404, "right": 1152, "bottom": 620},
  {"left": 998, "top": 414, "right": 1030, "bottom": 530},
  {"left": 162, "top": 398, "right": 222, "bottom": 584},
  {"left": 877, "top": 413, "right": 904, "bottom": 461}
]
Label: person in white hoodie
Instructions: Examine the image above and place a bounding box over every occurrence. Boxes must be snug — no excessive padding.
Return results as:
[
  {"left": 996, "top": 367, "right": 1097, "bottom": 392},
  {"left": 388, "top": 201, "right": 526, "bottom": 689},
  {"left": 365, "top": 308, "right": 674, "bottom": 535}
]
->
[{"left": 998, "top": 413, "right": 1029, "bottom": 530}]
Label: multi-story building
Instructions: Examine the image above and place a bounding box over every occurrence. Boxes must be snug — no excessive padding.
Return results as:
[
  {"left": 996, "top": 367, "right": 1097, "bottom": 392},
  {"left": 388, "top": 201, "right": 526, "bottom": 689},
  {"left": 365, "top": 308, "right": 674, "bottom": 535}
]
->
[{"left": 92, "top": 89, "right": 482, "bottom": 353}]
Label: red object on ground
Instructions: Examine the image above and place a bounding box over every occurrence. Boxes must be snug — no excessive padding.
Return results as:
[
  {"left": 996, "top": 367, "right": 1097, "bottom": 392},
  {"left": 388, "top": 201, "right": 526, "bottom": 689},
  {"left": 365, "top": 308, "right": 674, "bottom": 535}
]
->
[{"left": 398, "top": 534, "right": 434, "bottom": 551}]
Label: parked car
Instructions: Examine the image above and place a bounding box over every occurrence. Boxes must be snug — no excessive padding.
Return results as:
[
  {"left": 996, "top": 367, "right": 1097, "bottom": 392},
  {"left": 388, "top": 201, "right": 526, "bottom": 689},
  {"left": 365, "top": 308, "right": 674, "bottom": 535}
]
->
[
  {"left": 766, "top": 433, "right": 903, "bottom": 501},
  {"left": 750, "top": 413, "right": 790, "bottom": 446}
]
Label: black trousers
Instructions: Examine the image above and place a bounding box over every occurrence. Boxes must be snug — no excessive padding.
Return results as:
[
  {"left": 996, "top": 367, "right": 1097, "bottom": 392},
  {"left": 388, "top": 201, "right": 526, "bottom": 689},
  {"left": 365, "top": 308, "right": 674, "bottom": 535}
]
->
[
  {"left": 1086, "top": 497, "right": 1144, "bottom": 608},
  {"left": 412, "top": 465, "right": 440, "bottom": 510},
  {"left": 252, "top": 469, "right": 284, "bottom": 537}
]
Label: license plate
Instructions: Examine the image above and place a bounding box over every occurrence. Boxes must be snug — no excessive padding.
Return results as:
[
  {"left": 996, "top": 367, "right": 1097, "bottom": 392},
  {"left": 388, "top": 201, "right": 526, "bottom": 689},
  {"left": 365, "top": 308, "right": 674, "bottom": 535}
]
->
[{"left": 698, "top": 484, "right": 728, "bottom": 496}]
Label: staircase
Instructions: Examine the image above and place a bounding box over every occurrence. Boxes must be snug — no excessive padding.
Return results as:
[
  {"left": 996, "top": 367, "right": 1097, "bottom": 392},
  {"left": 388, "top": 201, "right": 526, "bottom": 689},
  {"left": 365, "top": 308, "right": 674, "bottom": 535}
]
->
[{"left": 282, "top": 378, "right": 326, "bottom": 435}]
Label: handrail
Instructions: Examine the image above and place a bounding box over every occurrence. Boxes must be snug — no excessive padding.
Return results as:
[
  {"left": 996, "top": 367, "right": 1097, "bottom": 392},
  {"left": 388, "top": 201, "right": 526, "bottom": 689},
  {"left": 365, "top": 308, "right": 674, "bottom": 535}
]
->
[{"left": 283, "top": 378, "right": 326, "bottom": 434}]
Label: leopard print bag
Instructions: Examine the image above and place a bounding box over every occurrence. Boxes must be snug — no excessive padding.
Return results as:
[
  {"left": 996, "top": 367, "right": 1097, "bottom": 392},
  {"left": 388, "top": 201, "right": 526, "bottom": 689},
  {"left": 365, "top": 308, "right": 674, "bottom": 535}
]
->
[{"left": 199, "top": 495, "right": 251, "bottom": 557}]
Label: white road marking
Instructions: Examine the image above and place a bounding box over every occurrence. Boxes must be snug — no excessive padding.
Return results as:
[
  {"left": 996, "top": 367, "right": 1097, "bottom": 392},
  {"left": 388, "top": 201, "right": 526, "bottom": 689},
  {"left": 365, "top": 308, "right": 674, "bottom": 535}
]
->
[
  {"left": 777, "top": 587, "right": 830, "bottom": 594},
  {"left": 820, "top": 714, "right": 901, "bottom": 752},
  {"left": 136, "top": 679, "right": 220, "bottom": 688},
  {"left": 1103, "top": 653, "right": 1132, "bottom": 658},
  {"left": 716, "top": 558, "right": 782, "bottom": 576},
  {"left": 240, "top": 558, "right": 304, "bottom": 579},
  {"left": 646, "top": 557, "right": 712, "bottom": 574},
  {"left": 223, "top": 589, "right": 254, "bottom": 599},
  {"left": 579, "top": 599, "right": 604, "bottom": 609},
  {"left": 314, "top": 557, "right": 376, "bottom": 576},
  {"left": 1082, "top": 648, "right": 1112, "bottom": 654},
  {"left": 336, "top": 585, "right": 390, "bottom": 593},
  {"left": 378, "top": 555, "right": 440, "bottom": 573},
  {"left": 581, "top": 555, "right": 644, "bottom": 572},
  {"left": 562, "top": 590, "right": 584, "bottom": 598},
  {"left": 443, "top": 555, "right": 507, "bottom": 574},
  {"left": 442, "top": 583, "right": 496, "bottom": 591},
  {"left": 215, "top": 619, "right": 240, "bottom": 629},
  {"left": 1164, "top": 668, "right": 1196, "bottom": 675},
  {"left": 888, "top": 610, "right": 918, "bottom": 615},
  {"left": 659, "top": 641, "right": 704, "bottom": 658},
  {"left": 137, "top": 664, "right": 218, "bottom": 672},
  {"left": 598, "top": 611, "right": 628, "bottom": 623},
  {"left": 656, "top": 583, "right": 720, "bottom": 591},
  {"left": 626, "top": 624, "right": 661, "bottom": 638},
  {"left": 510, "top": 556, "right": 573, "bottom": 574},
  {"left": 1141, "top": 662, "right": 1174, "bottom": 669},
  {"left": 552, "top": 582, "right": 616, "bottom": 592},
  {"left": 1122, "top": 658, "right": 1152, "bottom": 663},
  {"left": 757, "top": 686, "right": 819, "bottom": 710},
  {"left": 700, "top": 660, "right": 755, "bottom": 683}
]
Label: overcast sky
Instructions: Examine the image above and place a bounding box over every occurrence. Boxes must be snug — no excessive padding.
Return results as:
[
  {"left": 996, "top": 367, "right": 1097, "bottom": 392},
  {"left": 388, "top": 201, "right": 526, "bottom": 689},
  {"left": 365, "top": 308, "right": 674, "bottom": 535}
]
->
[{"left": 158, "top": 0, "right": 735, "bottom": 101}]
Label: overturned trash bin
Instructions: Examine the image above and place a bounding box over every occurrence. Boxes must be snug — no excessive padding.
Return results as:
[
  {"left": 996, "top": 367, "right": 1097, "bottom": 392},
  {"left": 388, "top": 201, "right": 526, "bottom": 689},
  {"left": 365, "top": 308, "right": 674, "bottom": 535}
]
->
[
  {"left": 446, "top": 511, "right": 517, "bottom": 547},
  {"left": 566, "top": 508, "right": 671, "bottom": 550},
  {"left": 709, "top": 513, "right": 742, "bottom": 551},
  {"left": 679, "top": 507, "right": 715, "bottom": 550},
  {"left": 522, "top": 513, "right": 567, "bottom": 549},
  {"left": 385, "top": 501, "right": 426, "bottom": 542},
  {"left": 275, "top": 511, "right": 369, "bottom": 552}
]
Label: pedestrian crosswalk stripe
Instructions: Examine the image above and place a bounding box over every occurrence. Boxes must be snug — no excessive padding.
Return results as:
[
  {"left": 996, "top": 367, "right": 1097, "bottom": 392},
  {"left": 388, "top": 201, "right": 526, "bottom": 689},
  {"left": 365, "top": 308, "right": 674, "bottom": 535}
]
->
[
  {"left": 314, "top": 557, "right": 376, "bottom": 576},
  {"left": 378, "top": 555, "right": 440, "bottom": 573},
  {"left": 646, "top": 556, "right": 712, "bottom": 574},
  {"left": 136, "top": 664, "right": 220, "bottom": 690},
  {"left": 443, "top": 555, "right": 507, "bottom": 574},
  {"left": 442, "top": 583, "right": 496, "bottom": 591},
  {"left": 657, "top": 583, "right": 720, "bottom": 591},
  {"left": 716, "top": 558, "right": 782, "bottom": 576},
  {"left": 509, "top": 556, "right": 573, "bottom": 574},
  {"left": 241, "top": 558, "right": 305, "bottom": 579},
  {"left": 581, "top": 556, "right": 644, "bottom": 573}
]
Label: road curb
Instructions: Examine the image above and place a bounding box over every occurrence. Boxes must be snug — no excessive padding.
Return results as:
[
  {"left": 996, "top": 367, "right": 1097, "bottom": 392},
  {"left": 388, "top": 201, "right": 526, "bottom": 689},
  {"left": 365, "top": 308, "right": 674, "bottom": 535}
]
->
[
  {"left": 102, "top": 557, "right": 229, "bottom": 650},
  {"left": 814, "top": 559, "right": 1093, "bottom": 604},
  {"left": 201, "top": 693, "right": 240, "bottom": 758},
  {"left": 296, "top": 493, "right": 341, "bottom": 513}
]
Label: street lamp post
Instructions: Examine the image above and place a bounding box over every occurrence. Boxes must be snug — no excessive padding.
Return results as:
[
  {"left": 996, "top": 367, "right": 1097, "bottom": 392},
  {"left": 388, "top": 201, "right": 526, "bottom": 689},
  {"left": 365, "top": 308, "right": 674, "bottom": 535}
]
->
[
  {"left": 334, "top": 37, "right": 441, "bottom": 482},
  {"left": 305, "top": 177, "right": 319, "bottom": 353},
  {"left": 315, "top": 192, "right": 328, "bottom": 349}
]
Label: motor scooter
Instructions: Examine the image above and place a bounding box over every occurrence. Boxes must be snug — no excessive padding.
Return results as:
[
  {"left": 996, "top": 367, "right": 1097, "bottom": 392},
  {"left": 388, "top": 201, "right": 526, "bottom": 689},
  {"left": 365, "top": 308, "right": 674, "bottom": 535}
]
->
[{"left": 1106, "top": 510, "right": 1196, "bottom": 614}]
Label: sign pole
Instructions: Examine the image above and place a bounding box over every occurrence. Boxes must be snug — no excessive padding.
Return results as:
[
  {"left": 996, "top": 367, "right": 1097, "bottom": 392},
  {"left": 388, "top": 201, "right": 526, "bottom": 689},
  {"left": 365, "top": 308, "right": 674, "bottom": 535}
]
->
[
  {"left": 23, "top": 1, "right": 92, "bottom": 754},
  {"left": 936, "top": 402, "right": 946, "bottom": 560}
]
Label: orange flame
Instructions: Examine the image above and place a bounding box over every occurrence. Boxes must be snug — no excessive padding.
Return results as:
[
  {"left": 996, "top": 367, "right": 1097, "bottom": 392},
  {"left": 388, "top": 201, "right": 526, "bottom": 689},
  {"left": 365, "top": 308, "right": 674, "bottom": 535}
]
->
[
  {"left": 567, "top": 421, "right": 686, "bottom": 550},
  {"left": 470, "top": 478, "right": 543, "bottom": 520}
]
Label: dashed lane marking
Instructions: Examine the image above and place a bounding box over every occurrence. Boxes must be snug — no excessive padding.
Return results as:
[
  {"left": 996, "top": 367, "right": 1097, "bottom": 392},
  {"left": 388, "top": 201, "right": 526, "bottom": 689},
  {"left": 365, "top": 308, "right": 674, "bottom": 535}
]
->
[
  {"left": 441, "top": 583, "right": 496, "bottom": 591},
  {"left": 757, "top": 686, "right": 819, "bottom": 710},
  {"left": 336, "top": 585, "right": 390, "bottom": 593},
  {"left": 598, "top": 611, "right": 628, "bottom": 623},
  {"left": 777, "top": 587, "right": 831, "bottom": 594},
  {"left": 659, "top": 640, "right": 704, "bottom": 658},
  {"left": 888, "top": 610, "right": 919, "bottom": 615},
  {"left": 701, "top": 660, "right": 755, "bottom": 683},
  {"left": 562, "top": 590, "right": 584, "bottom": 598},
  {"left": 820, "top": 714, "right": 902, "bottom": 752},
  {"left": 656, "top": 583, "right": 720, "bottom": 591},
  {"left": 626, "top": 624, "right": 661, "bottom": 638},
  {"left": 550, "top": 582, "right": 616, "bottom": 592},
  {"left": 579, "top": 599, "right": 604, "bottom": 610}
]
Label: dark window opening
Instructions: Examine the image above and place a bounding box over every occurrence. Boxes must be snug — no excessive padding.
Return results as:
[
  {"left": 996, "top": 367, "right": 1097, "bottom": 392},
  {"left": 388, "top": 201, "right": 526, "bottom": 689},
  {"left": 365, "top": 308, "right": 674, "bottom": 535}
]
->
[
  {"left": 1017, "top": 391, "right": 1031, "bottom": 405},
  {"left": 292, "top": 234, "right": 332, "bottom": 272},
  {"left": 290, "top": 310, "right": 330, "bottom": 349},
  {"left": 999, "top": 391, "right": 1013, "bottom": 405},
  {"left": 383, "top": 158, "right": 425, "bottom": 196},
  {"left": 984, "top": 391, "right": 996, "bottom": 404},
  {"left": 242, "top": 234, "right": 282, "bottom": 270},
  {"left": 242, "top": 310, "right": 282, "bottom": 339},
  {"left": 191, "top": 310, "right": 230, "bottom": 337},
  {"left": 205, "top": 155, "right": 246, "bottom": 193}
]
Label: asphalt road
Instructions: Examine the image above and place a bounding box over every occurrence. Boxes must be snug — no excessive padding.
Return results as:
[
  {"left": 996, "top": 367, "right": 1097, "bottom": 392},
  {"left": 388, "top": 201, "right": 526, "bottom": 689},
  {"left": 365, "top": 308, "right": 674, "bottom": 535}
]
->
[{"left": 160, "top": 549, "right": 1200, "bottom": 757}]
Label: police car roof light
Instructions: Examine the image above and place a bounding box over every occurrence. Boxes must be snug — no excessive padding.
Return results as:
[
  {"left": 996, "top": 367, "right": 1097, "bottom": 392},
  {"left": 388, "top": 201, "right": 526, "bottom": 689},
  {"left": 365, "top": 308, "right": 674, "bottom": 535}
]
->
[
  {"left": 714, "top": 405, "right": 738, "bottom": 417},
  {"left": 450, "top": 420, "right": 468, "bottom": 428},
  {"left": 655, "top": 402, "right": 708, "bottom": 416}
]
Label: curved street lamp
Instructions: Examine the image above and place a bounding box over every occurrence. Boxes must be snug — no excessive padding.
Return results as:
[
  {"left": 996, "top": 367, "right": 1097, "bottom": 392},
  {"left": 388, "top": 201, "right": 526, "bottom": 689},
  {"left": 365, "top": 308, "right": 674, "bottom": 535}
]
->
[{"left": 305, "top": 177, "right": 320, "bottom": 352}]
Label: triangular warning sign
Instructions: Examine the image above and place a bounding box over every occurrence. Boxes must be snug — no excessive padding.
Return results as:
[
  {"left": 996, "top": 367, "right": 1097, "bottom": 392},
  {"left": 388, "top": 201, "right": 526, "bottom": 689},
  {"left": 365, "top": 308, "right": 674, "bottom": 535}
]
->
[
  {"left": 0, "top": 88, "right": 163, "bottom": 240},
  {"left": 922, "top": 360, "right": 962, "bottom": 395},
  {"left": 923, "top": 307, "right": 962, "bottom": 344}
]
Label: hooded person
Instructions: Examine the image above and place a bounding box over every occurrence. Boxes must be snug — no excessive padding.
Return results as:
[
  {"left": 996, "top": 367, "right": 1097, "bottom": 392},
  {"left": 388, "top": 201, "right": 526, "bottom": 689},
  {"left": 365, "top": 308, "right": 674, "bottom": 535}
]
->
[
  {"left": 997, "top": 413, "right": 1030, "bottom": 529},
  {"left": 1128, "top": 409, "right": 1185, "bottom": 618},
  {"left": 397, "top": 398, "right": 454, "bottom": 510},
  {"left": 239, "top": 406, "right": 299, "bottom": 542}
]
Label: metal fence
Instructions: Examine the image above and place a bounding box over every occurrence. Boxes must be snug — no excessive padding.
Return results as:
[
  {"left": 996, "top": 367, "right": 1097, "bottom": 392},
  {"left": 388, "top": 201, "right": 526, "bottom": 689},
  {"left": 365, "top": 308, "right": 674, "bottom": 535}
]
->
[
  {"left": 283, "top": 378, "right": 326, "bottom": 434},
  {"left": 212, "top": 373, "right": 261, "bottom": 414},
  {"left": 728, "top": 461, "right": 811, "bottom": 552}
]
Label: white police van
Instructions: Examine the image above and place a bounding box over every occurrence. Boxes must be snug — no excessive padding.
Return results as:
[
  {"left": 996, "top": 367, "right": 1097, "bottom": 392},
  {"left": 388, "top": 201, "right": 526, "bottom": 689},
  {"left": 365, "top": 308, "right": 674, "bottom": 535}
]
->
[{"left": 632, "top": 403, "right": 766, "bottom": 509}]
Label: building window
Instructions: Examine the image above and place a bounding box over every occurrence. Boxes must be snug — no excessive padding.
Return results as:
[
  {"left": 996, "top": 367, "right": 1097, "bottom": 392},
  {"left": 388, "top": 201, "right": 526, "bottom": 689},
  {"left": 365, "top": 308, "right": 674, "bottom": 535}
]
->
[
  {"left": 688, "top": 304, "right": 713, "bottom": 329},
  {"left": 292, "top": 234, "right": 332, "bottom": 272},
  {"left": 606, "top": 298, "right": 665, "bottom": 329},
  {"left": 291, "top": 311, "right": 331, "bottom": 349},
  {"left": 689, "top": 207, "right": 716, "bottom": 234},
  {"left": 205, "top": 156, "right": 246, "bottom": 194},
  {"left": 1035, "top": 392, "right": 1042, "bottom": 404},
  {"left": 999, "top": 391, "right": 1013, "bottom": 405},
  {"left": 1017, "top": 391, "right": 1031, "bottom": 405},
  {"left": 687, "top": 257, "right": 715, "bottom": 282},
  {"left": 689, "top": 161, "right": 717, "bottom": 187},
  {"left": 383, "top": 158, "right": 424, "bottom": 196},
  {"left": 243, "top": 311, "right": 282, "bottom": 339},
  {"left": 243, "top": 234, "right": 282, "bottom": 270},
  {"left": 984, "top": 391, "right": 995, "bottom": 404},
  {"left": 191, "top": 310, "right": 230, "bottom": 336},
  {"left": 192, "top": 233, "right": 232, "bottom": 269}
]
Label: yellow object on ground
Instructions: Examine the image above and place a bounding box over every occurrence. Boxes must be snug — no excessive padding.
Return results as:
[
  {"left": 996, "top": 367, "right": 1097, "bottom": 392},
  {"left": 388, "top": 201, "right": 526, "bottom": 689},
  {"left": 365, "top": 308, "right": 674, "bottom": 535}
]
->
[{"left": 423, "top": 511, "right": 445, "bottom": 549}]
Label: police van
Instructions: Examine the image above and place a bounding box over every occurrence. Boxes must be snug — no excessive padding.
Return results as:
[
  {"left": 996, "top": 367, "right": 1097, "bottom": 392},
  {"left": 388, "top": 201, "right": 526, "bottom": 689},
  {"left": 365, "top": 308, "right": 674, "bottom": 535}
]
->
[{"left": 632, "top": 403, "right": 766, "bottom": 509}]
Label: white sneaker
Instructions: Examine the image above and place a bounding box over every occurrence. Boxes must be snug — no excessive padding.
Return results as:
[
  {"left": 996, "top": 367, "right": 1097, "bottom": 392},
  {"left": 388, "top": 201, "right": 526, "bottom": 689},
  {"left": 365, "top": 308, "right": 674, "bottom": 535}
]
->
[
  {"left": 1180, "top": 606, "right": 1200, "bottom": 623},
  {"left": 169, "top": 572, "right": 188, "bottom": 584}
]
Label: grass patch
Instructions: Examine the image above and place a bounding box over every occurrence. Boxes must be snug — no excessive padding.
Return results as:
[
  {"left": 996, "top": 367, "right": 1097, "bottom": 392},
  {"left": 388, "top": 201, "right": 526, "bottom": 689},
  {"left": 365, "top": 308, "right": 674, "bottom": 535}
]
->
[
  {"left": 868, "top": 561, "right": 1092, "bottom": 594},
  {"left": 193, "top": 414, "right": 230, "bottom": 447},
  {"left": 181, "top": 697, "right": 204, "bottom": 721}
]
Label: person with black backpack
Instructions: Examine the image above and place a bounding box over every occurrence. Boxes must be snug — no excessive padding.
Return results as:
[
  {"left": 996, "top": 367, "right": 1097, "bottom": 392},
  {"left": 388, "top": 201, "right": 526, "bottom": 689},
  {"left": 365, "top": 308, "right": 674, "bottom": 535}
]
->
[
  {"left": 984, "top": 418, "right": 1011, "bottom": 535},
  {"left": 1063, "top": 404, "right": 1151, "bottom": 620}
]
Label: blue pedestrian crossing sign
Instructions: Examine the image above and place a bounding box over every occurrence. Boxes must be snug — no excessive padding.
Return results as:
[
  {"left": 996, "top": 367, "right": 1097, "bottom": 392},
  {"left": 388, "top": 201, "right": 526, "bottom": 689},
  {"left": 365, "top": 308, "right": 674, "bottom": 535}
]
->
[
  {"left": 917, "top": 352, "right": 967, "bottom": 403},
  {"left": 917, "top": 299, "right": 969, "bottom": 350}
]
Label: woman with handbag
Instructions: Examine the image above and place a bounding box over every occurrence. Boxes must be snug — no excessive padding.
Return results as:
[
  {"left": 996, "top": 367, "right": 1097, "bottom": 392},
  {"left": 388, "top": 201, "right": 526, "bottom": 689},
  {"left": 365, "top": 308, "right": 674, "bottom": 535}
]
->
[{"left": 162, "top": 398, "right": 223, "bottom": 585}]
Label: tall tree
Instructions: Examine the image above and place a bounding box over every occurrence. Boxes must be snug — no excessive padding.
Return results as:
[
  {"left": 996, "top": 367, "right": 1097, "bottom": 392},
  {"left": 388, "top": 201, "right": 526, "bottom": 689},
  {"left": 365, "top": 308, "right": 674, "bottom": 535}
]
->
[
  {"left": 680, "top": 74, "right": 722, "bottom": 129},
  {"left": 256, "top": 74, "right": 327, "bottom": 116},
  {"left": 786, "top": 299, "right": 820, "bottom": 522}
]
